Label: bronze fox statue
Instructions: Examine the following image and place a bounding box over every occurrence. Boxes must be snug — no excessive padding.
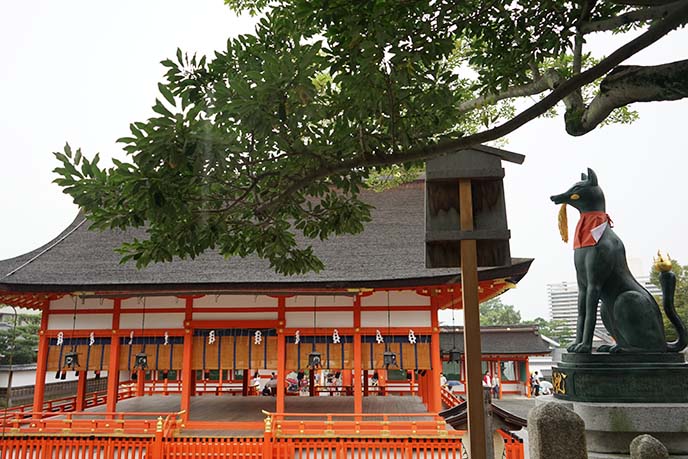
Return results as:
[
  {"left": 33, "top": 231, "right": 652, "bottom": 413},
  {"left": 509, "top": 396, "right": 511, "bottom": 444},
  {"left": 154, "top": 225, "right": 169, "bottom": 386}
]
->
[{"left": 551, "top": 168, "right": 687, "bottom": 353}]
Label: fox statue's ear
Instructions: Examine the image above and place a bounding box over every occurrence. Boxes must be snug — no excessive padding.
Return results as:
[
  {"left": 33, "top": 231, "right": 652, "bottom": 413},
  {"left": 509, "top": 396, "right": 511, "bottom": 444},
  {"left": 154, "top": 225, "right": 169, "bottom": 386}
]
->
[
  {"left": 581, "top": 173, "right": 588, "bottom": 181},
  {"left": 587, "top": 168, "right": 598, "bottom": 186}
]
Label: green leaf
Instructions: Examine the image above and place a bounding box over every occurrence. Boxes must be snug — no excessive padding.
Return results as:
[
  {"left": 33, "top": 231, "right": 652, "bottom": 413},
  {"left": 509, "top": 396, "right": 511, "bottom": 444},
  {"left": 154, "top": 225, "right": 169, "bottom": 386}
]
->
[{"left": 158, "top": 83, "right": 176, "bottom": 106}]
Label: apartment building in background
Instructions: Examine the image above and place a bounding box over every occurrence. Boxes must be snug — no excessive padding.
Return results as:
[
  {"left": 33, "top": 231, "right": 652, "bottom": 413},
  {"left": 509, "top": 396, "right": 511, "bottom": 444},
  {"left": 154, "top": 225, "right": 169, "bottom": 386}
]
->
[{"left": 547, "top": 259, "right": 661, "bottom": 336}]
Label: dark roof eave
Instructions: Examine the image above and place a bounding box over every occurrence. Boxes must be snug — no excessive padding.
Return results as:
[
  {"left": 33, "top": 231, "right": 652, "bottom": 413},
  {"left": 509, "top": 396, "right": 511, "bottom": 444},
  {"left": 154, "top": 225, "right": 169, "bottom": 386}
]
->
[{"left": 0, "top": 258, "right": 533, "bottom": 294}]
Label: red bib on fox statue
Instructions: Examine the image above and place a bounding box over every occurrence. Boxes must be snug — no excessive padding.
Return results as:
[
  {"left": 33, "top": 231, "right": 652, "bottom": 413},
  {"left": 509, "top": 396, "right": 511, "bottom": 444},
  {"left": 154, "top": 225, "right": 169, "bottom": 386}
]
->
[{"left": 573, "top": 211, "right": 613, "bottom": 249}]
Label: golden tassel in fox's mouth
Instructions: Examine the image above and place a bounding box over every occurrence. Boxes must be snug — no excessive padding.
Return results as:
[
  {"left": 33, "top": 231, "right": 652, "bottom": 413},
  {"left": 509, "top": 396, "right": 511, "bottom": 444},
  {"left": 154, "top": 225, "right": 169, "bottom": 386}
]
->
[{"left": 558, "top": 204, "right": 568, "bottom": 243}]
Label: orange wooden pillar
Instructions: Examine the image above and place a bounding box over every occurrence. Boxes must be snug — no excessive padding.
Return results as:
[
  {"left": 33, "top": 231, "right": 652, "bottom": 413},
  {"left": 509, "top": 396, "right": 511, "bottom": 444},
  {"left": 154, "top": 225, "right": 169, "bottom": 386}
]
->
[
  {"left": 497, "top": 358, "right": 503, "bottom": 400},
  {"left": 353, "top": 295, "right": 363, "bottom": 415},
  {"left": 276, "top": 332, "right": 286, "bottom": 411},
  {"left": 32, "top": 310, "right": 50, "bottom": 418},
  {"left": 342, "top": 370, "right": 353, "bottom": 395},
  {"left": 242, "top": 369, "right": 249, "bottom": 396},
  {"left": 180, "top": 297, "right": 194, "bottom": 422},
  {"left": 276, "top": 297, "right": 286, "bottom": 413},
  {"left": 75, "top": 370, "right": 87, "bottom": 411},
  {"left": 106, "top": 299, "right": 122, "bottom": 415},
  {"left": 309, "top": 370, "right": 316, "bottom": 396},
  {"left": 429, "top": 299, "right": 443, "bottom": 412},
  {"left": 418, "top": 372, "right": 424, "bottom": 404},
  {"left": 136, "top": 369, "right": 145, "bottom": 396},
  {"left": 422, "top": 372, "right": 429, "bottom": 406},
  {"left": 525, "top": 358, "right": 531, "bottom": 397},
  {"left": 363, "top": 370, "right": 369, "bottom": 396},
  {"left": 378, "top": 369, "right": 387, "bottom": 396}
]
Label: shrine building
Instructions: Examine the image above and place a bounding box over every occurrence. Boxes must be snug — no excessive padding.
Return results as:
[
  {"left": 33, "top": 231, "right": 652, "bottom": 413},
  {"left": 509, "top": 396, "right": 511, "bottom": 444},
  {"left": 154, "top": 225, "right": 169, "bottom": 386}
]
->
[{"left": 0, "top": 150, "right": 532, "bottom": 457}]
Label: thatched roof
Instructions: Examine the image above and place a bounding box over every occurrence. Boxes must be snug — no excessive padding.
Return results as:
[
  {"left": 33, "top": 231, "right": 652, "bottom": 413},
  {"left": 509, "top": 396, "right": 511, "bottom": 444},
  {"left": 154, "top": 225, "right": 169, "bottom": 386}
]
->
[
  {"left": 440, "top": 325, "right": 552, "bottom": 355},
  {"left": 0, "top": 181, "right": 532, "bottom": 293}
]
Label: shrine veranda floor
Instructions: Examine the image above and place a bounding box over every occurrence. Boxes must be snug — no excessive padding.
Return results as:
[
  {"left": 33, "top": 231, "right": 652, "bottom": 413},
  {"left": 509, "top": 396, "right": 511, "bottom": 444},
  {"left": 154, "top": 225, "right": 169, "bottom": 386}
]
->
[
  {"left": 67, "top": 394, "right": 432, "bottom": 436},
  {"left": 93, "top": 394, "right": 430, "bottom": 421},
  {"left": 41, "top": 395, "right": 532, "bottom": 437}
]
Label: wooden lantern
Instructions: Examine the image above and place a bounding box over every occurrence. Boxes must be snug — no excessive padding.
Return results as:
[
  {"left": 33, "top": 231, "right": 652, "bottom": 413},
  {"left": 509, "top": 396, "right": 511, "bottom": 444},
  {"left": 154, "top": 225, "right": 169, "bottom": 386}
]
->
[{"left": 425, "top": 145, "right": 524, "bottom": 268}]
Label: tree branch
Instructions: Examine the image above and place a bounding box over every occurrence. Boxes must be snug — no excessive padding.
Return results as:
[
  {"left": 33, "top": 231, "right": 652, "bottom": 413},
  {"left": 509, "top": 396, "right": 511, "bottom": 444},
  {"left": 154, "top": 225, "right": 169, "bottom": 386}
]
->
[
  {"left": 582, "top": 0, "right": 686, "bottom": 34},
  {"left": 255, "top": 2, "right": 688, "bottom": 214},
  {"left": 565, "top": 59, "right": 688, "bottom": 136},
  {"left": 457, "top": 69, "right": 563, "bottom": 113}
]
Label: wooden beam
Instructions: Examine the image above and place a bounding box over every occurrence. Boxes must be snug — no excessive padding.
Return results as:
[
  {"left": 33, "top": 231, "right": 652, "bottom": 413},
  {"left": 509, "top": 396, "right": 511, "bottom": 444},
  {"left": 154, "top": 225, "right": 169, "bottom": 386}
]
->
[{"left": 459, "top": 178, "right": 487, "bottom": 459}]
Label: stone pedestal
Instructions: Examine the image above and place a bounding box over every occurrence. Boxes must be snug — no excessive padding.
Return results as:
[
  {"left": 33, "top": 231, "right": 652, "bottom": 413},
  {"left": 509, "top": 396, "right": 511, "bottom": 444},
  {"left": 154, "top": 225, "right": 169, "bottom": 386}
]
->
[
  {"left": 552, "top": 353, "right": 688, "bottom": 403},
  {"left": 539, "top": 396, "right": 688, "bottom": 457},
  {"left": 543, "top": 353, "right": 688, "bottom": 458}
]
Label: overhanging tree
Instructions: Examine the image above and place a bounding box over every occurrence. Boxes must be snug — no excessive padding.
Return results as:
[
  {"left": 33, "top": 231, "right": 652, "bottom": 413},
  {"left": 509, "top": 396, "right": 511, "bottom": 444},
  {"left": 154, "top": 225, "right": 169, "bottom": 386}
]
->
[
  {"left": 54, "top": 1, "right": 688, "bottom": 274},
  {"left": 0, "top": 313, "right": 40, "bottom": 365},
  {"left": 479, "top": 298, "right": 522, "bottom": 326}
]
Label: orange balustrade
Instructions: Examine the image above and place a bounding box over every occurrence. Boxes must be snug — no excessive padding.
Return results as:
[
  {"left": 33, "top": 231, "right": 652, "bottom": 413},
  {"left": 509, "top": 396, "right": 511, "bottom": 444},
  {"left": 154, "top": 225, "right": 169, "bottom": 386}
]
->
[
  {"left": 0, "top": 379, "right": 246, "bottom": 429},
  {"left": 165, "top": 437, "right": 264, "bottom": 459},
  {"left": 1, "top": 435, "right": 466, "bottom": 459},
  {"left": 440, "top": 386, "right": 464, "bottom": 408},
  {"left": 498, "top": 427, "right": 526, "bottom": 459},
  {"left": 4, "top": 410, "right": 183, "bottom": 436},
  {"left": 270, "top": 437, "right": 467, "bottom": 459},
  {"left": 265, "top": 410, "right": 459, "bottom": 438},
  {"left": 0, "top": 437, "right": 152, "bottom": 459}
]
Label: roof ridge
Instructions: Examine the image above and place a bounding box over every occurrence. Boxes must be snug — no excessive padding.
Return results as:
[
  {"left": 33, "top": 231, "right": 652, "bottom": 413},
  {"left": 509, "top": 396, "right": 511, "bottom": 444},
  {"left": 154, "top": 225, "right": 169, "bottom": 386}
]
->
[{"left": 3, "top": 217, "right": 88, "bottom": 280}]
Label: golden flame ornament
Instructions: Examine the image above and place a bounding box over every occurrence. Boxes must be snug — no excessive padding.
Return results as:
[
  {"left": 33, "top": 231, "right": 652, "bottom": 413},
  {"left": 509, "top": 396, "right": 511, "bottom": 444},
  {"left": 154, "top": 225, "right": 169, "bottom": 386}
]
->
[
  {"left": 558, "top": 204, "right": 569, "bottom": 243},
  {"left": 654, "top": 251, "right": 672, "bottom": 273}
]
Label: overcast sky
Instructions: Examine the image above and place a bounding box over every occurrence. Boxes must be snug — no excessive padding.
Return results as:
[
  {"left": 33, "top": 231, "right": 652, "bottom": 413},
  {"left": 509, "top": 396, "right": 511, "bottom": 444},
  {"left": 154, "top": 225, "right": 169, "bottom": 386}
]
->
[{"left": 1, "top": 1, "right": 687, "bottom": 320}]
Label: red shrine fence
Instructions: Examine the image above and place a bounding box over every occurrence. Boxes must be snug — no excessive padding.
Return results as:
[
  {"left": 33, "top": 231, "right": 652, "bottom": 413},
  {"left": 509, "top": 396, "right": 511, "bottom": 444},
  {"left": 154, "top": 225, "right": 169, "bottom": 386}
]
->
[
  {"left": 0, "top": 436, "right": 468, "bottom": 459},
  {"left": 1, "top": 385, "right": 523, "bottom": 458}
]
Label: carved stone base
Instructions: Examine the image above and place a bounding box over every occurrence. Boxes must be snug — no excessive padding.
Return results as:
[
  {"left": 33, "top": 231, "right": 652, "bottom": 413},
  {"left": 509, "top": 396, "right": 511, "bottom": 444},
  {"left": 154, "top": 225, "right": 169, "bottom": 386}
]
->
[{"left": 551, "top": 352, "right": 688, "bottom": 403}]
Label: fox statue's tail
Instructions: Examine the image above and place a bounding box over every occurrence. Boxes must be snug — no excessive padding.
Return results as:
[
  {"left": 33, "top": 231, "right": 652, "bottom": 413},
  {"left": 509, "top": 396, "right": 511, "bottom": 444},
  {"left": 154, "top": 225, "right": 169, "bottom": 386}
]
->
[{"left": 659, "top": 271, "right": 688, "bottom": 352}]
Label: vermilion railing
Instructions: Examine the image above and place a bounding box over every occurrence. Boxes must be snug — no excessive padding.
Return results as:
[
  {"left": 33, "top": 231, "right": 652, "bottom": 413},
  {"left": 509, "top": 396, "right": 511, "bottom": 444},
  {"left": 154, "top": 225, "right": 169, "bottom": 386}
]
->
[
  {"left": 0, "top": 380, "right": 244, "bottom": 427},
  {"left": 265, "top": 410, "right": 460, "bottom": 438},
  {"left": 498, "top": 427, "right": 525, "bottom": 459},
  {"left": 0, "top": 437, "right": 152, "bottom": 459},
  {"left": 1, "top": 378, "right": 420, "bottom": 427},
  {"left": 0, "top": 410, "right": 529, "bottom": 459},
  {"left": 440, "top": 386, "right": 463, "bottom": 407},
  {"left": 0, "top": 387, "right": 139, "bottom": 428},
  {"left": 0, "top": 381, "right": 522, "bottom": 459},
  {"left": 269, "top": 437, "right": 468, "bottom": 459},
  {"left": 0, "top": 435, "right": 467, "bottom": 459},
  {"left": 3, "top": 410, "right": 184, "bottom": 436},
  {"left": 165, "top": 437, "right": 264, "bottom": 459}
]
